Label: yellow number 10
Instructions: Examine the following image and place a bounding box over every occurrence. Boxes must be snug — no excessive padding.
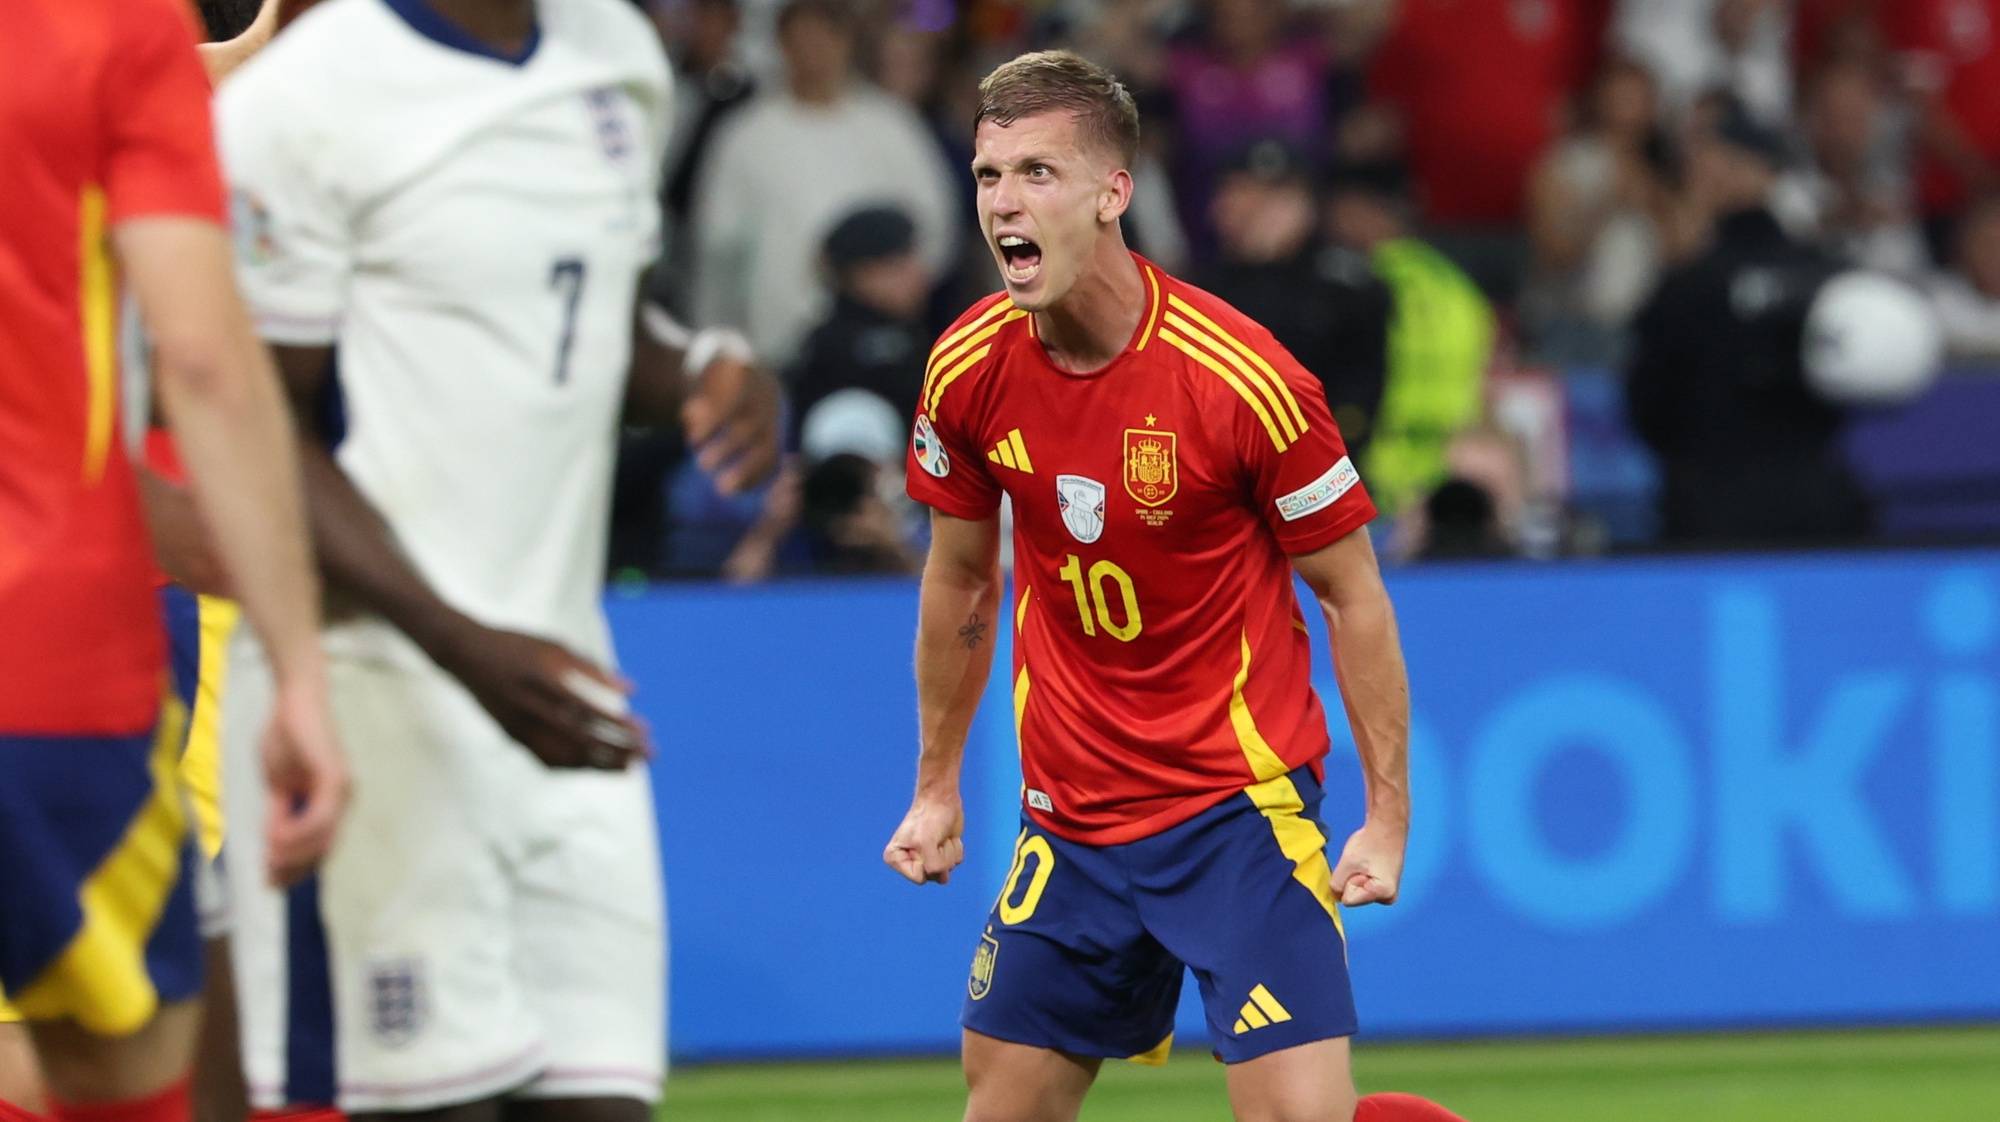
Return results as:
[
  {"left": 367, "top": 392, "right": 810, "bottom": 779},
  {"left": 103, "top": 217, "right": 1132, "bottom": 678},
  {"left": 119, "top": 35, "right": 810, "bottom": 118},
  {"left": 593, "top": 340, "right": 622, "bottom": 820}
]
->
[{"left": 1057, "top": 553, "right": 1143, "bottom": 642}]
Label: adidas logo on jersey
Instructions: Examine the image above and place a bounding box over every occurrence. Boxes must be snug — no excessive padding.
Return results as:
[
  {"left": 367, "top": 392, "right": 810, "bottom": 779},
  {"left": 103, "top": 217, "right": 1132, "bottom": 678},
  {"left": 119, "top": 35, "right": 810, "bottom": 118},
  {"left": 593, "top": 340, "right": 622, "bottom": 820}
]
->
[
  {"left": 987, "top": 429, "right": 1034, "bottom": 473},
  {"left": 1232, "top": 984, "right": 1293, "bottom": 1034}
]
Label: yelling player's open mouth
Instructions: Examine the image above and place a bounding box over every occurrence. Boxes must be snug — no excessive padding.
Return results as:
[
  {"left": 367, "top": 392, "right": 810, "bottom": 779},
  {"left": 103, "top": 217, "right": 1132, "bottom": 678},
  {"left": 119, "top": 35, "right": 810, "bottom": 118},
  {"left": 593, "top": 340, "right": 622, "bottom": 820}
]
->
[{"left": 999, "top": 235, "right": 1042, "bottom": 285}]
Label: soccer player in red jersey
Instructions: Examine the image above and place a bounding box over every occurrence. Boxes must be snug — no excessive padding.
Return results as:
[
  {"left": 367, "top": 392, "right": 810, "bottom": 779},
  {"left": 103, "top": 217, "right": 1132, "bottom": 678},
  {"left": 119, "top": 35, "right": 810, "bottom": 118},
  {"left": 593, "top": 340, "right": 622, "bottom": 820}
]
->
[
  {"left": 884, "top": 52, "right": 1462, "bottom": 1122},
  {"left": 0, "top": 1, "right": 345, "bottom": 1120}
]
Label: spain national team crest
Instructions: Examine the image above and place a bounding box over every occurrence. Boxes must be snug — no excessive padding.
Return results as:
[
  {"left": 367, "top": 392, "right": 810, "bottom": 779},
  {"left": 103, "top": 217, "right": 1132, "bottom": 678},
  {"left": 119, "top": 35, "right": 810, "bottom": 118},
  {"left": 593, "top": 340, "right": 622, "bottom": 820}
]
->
[
  {"left": 1056, "top": 474, "right": 1106, "bottom": 544},
  {"left": 1124, "top": 428, "right": 1178, "bottom": 508},
  {"left": 968, "top": 929, "right": 1000, "bottom": 1001}
]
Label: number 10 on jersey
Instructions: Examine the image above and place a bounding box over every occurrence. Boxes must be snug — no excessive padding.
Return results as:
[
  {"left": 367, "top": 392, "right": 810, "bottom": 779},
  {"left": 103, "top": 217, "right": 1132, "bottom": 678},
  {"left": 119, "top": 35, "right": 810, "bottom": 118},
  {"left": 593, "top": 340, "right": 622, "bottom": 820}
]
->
[{"left": 1057, "top": 554, "right": 1142, "bottom": 641}]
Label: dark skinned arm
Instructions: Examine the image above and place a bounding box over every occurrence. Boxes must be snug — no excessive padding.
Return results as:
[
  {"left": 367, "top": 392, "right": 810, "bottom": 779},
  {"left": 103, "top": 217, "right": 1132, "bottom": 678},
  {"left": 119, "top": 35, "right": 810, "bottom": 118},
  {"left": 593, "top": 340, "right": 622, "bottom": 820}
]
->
[
  {"left": 269, "top": 343, "right": 644, "bottom": 770},
  {"left": 625, "top": 289, "right": 781, "bottom": 494}
]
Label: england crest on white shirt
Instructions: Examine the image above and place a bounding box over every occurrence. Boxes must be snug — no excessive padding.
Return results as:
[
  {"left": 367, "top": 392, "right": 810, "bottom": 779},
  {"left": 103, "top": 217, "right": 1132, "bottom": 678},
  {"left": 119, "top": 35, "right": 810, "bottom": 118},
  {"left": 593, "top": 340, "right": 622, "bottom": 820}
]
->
[{"left": 1056, "top": 474, "right": 1106, "bottom": 544}]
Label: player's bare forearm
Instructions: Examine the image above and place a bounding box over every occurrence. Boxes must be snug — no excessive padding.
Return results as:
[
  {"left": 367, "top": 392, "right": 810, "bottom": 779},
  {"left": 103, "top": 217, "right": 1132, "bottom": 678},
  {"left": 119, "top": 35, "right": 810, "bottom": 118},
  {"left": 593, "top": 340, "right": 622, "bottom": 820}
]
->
[
  {"left": 624, "top": 295, "right": 689, "bottom": 427},
  {"left": 625, "top": 292, "right": 780, "bottom": 492},
  {"left": 913, "top": 511, "right": 1004, "bottom": 794},
  {"left": 1296, "top": 531, "right": 1411, "bottom": 826},
  {"left": 886, "top": 511, "right": 998, "bottom": 885},
  {"left": 119, "top": 219, "right": 322, "bottom": 684},
  {"left": 267, "top": 345, "right": 474, "bottom": 660}
]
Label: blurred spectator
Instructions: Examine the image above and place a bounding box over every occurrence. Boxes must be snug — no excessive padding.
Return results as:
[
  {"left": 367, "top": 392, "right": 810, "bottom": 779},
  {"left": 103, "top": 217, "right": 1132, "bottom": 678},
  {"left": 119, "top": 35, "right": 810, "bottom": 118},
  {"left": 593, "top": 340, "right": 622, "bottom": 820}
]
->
[
  {"left": 660, "top": 0, "right": 757, "bottom": 233},
  {"left": 1626, "top": 105, "right": 1868, "bottom": 545},
  {"left": 1929, "top": 194, "right": 2000, "bottom": 358},
  {"left": 1777, "top": 59, "right": 1927, "bottom": 276},
  {"left": 789, "top": 206, "right": 934, "bottom": 425},
  {"left": 1194, "top": 139, "right": 1389, "bottom": 452},
  {"left": 722, "top": 388, "right": 921, "bottom": 580},
  {"left": 1368, "top": 0, "right": 1591, "bottom": 295},
  {"left": 692, "top": 0, "right": 957, "bottom": 366},
  {"left": 1522, "top": 56, "right": 1672, "bottom": 360},
  {"left": 1392, "top": 426, "right": 1537, "bottom": 561},
  {"left": 1324, "top": 161, "right": 1494, "bottom": 517},
  {"left": 1794, "top": 0, "right": 1891, "bottom": 73},
  {"left": 1411, "top": 480, "right": 1511, "bottom": 560},
  {"left": 799, "top": 453, "right": 922, "bottom": 574},
  {"left": 1614, "top": 0, "right": 1794, "bottom": 126},
  {"left": 1156, "top": 0, "right": 1363, "bottom": 254},
  {"left": 1882, "top": 0, "right": 2000, "bottom": 240}
]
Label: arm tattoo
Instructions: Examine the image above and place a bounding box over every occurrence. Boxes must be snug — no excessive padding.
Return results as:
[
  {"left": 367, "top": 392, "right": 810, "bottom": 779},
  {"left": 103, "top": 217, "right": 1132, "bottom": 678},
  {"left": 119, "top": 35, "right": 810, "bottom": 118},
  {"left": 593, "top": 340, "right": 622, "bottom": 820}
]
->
[{"left": 957, "top": 612, "right": 989, "bottom": 650}]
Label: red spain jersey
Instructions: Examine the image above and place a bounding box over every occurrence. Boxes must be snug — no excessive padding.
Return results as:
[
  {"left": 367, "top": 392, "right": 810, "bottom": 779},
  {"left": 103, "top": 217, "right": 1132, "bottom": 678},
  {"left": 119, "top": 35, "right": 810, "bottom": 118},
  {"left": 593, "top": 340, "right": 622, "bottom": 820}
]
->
[
  {"left": 907, "top": 255, "right": 1377, "bottom": 844},
  {"left": 0, "top": 0, "right": 225, "bottom": 734}
]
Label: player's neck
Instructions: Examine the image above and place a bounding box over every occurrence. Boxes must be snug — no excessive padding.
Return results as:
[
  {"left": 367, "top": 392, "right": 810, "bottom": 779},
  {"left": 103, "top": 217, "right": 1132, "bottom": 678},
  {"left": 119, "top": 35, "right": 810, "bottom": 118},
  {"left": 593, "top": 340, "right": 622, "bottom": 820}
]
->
[
  {"left": 1034, "top": 244, "right": 1145, "bottom": 374},
  {"left": 426, "top": 0, "right": 537, "bottom": 55}
]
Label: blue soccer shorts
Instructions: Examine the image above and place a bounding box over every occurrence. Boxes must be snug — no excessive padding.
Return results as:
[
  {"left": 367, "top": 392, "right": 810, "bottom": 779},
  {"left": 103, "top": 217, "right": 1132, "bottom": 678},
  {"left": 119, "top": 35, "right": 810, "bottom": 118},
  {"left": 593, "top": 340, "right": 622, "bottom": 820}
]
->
[{"left": 961, "top": 765, "right": 1357, "bottom": 1065}]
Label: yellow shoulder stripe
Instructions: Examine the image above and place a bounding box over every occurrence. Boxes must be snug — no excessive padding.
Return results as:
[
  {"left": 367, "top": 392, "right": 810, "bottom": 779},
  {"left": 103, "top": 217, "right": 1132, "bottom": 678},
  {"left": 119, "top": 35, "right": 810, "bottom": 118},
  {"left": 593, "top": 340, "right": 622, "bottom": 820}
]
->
[
  {"left": 1159, "top": 329, "right": 1290, "bottom": 452},
  {"left": 1136, "top": 266, "right": 1163, "bottom": 350},
  {"left": 1164, "top": 294, "right": 1307, "bottom": 432},
  {"left": 922, "top": 302, "right": 1019, "bottom": 407},
  {"left": 1161, "top": 310, "right": 1299, "bottom": 444},
  {"left": 927, "top": 343, "right": 993, "bottom": 416}
]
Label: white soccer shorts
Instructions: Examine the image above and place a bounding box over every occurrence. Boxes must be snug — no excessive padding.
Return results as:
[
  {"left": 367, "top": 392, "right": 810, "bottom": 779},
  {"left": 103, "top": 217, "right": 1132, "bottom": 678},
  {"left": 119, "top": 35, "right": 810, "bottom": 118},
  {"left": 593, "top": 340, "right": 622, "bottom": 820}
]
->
[{"left": 223, "top": 635, "right": 667, "bottom": 1112}]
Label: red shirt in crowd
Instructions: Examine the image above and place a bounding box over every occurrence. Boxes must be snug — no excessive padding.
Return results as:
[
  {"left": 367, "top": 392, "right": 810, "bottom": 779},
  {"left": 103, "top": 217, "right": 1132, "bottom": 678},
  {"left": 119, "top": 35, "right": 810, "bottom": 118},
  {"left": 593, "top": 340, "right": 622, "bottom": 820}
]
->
[
  {"left": 1369, "top": 0, "right": 1593, "bottom": 226},
  {"left": 1883, "top": 0, "right": 2000, "bottom": 214},
  {"left": 906, "top": 257, "right": 1378, "bottom": 844},
  {"left": 0, "top": 0, "right": 225, "bottom": 734}
]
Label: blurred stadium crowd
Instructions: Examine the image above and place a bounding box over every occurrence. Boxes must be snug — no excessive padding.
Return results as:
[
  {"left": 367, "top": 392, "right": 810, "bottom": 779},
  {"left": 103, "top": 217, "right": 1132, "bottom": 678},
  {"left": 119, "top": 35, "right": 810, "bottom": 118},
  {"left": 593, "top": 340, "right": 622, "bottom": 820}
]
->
[{"left": 611, "top": 0, "right": 2000, "bottom": 579}]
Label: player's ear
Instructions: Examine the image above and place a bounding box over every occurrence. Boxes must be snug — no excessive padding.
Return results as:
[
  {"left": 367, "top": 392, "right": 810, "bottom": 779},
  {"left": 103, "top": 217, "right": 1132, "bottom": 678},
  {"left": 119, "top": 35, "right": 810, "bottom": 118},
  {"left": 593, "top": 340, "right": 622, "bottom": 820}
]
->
[{"left": 1098, "top": 167, "right": 1134, "bottom": 226}]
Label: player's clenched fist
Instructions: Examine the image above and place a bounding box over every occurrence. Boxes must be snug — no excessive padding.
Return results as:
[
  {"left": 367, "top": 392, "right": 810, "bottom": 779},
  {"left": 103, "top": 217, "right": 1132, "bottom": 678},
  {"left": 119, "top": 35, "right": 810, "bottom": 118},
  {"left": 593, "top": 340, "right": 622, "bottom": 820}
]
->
[
  {"left": 885, "top": 793, "right": 966, "bottom": 886},
  {"left": 262, "top": 674, "right": 349, "bottom": 887},
  {"left": 1331, "top": 818, "right": 1408, "bottom": 907}
]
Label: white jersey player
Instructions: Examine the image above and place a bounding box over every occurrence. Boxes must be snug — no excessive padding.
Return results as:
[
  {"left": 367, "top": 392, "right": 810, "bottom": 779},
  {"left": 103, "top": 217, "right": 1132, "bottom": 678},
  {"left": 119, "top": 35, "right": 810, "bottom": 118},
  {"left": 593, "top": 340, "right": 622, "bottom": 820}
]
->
[{"left": 212, "top": 0, "right": 778, "bottom": 1116}]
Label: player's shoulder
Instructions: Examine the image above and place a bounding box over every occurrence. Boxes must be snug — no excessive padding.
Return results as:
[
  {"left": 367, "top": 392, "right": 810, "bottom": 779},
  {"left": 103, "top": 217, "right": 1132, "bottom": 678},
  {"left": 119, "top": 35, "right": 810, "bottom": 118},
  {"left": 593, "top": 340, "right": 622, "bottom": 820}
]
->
[
  {"left": 1147, "top": 268, "right": 1318, "bottom": 451},
  {"left": 1152, "top": 271, "right": 1290, "bottom": 369},
  {"left": 546, "top": 0, "right": 670, "bottom": 81},
  {"left": 919, "top": 290, "right": 1031, "bottom": 419},
  {"left": 217, "top": 0, "right": 377, "bottom": 117}
]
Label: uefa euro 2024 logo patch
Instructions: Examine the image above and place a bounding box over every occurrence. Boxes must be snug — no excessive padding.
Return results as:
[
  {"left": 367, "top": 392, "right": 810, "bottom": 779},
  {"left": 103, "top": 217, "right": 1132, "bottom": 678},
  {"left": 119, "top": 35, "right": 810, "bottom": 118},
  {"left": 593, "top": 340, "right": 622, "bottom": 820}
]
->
[
  {"left": 230, "top": 190, "right": 277, "bottom": 267},
  {"left": 913, "top": 415, "right": 950, "bottom": 478},
  {"left": 1056, "top": 474, "right": 1106, "bottom": 544}
]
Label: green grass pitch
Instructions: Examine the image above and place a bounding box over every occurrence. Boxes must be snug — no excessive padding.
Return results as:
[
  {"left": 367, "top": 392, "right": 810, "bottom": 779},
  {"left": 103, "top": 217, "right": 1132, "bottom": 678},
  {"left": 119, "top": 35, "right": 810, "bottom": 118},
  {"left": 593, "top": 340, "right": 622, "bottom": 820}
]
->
[{"left": 659, "top": 1026, "right": 2000, "bottom": 1120}]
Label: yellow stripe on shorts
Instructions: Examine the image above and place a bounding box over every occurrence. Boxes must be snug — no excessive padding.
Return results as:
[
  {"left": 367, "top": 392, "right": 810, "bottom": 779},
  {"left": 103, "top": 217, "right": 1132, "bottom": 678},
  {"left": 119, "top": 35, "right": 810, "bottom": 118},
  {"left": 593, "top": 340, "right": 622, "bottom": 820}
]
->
[
  {"left": 180, "top": 596, "right": 239, "bottom": 860},
  {"left": 11, "top": 695, "right": 193, "bottom": 1035}
]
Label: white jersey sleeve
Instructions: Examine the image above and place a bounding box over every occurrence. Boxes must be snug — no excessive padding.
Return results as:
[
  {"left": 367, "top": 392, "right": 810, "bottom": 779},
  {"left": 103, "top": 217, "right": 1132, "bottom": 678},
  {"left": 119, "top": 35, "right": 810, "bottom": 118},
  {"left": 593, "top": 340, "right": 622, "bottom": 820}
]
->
[{"left": 215, "top": 81, "right": 351, "bottom": 346}]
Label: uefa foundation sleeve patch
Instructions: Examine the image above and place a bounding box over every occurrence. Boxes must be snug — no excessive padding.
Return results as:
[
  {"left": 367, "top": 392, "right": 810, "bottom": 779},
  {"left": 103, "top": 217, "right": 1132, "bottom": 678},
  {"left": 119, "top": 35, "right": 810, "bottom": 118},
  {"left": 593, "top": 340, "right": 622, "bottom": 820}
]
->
[
  {"left": 913, "top": 414, "right": 951, "bottom": 478},
  {"left": 1275, "top": 456, "right": 1359, "bottom": 522}
]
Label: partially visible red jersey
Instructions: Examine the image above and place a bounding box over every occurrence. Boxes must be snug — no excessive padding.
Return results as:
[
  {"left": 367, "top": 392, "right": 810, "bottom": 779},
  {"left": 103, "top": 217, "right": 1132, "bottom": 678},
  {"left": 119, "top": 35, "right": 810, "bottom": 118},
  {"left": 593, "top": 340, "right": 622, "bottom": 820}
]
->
[
  {"left": 1882, "top": 0, "right": 2000, "bottom": 214},
  {"left": 908, "top": 256, "right": 1378, "bottom": 844},
  {"left": 1368, "top": 0, "right": 1588, "bottom": 225},
  {"left": 0, "top": 0, "right": 225, "bottom": 734}
]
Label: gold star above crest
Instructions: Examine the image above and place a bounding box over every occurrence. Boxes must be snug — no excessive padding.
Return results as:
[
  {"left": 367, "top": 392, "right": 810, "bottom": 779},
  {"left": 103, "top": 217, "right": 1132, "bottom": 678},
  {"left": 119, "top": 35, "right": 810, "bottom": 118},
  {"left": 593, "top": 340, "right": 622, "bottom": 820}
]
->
[{"left": 1145, "top": 414, "right": 1157, "bottom": 426}]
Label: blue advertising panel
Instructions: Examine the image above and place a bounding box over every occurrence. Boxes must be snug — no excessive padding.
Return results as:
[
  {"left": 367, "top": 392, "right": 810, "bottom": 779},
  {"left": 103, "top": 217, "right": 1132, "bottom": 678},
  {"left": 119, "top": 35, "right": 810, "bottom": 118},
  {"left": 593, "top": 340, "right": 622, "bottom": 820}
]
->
[{"left": 622, "top": 551, "right": 2000, "bottom": 1060}]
